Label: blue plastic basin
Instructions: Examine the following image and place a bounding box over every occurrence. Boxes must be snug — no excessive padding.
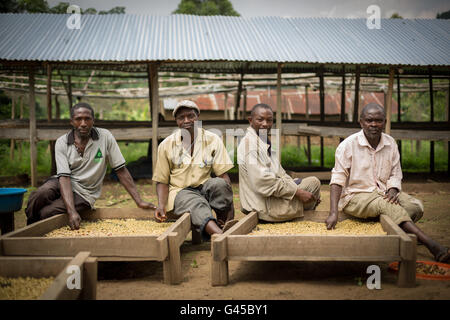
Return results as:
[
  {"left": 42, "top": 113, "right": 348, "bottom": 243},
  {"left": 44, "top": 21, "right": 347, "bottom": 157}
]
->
[{"left": 0, "top": 188, "right": 28, "bottom": 213}]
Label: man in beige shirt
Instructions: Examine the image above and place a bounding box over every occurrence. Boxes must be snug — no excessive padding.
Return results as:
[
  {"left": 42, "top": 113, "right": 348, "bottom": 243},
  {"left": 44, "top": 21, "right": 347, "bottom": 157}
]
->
[
  {"left": 327, "top": 103, "right": 449, "bottom": 262},
  {"left": 152, "top": 100, "right": 236, "bottom": 240},
  {"left": 238, "top": 103, "right": 321, "bottom": 222}
]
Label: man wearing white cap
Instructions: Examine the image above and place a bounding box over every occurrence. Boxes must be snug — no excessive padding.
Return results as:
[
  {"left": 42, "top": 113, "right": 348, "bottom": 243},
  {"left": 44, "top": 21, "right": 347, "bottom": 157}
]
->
[{"left": 152, "top": 100, "right": 237, "bottom": 240}]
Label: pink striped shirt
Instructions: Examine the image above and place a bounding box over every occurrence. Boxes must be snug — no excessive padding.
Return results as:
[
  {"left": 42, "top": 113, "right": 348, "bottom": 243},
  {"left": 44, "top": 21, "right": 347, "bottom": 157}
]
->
[{"left": 330, "top": 130, "right": 402, "bottom": 210}]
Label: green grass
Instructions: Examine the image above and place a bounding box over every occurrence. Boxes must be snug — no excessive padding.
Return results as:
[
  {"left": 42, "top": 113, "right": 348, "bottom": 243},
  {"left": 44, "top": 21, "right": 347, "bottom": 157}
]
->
[{"left": 0, "top": 139, "right": 448, "bottom": 177}]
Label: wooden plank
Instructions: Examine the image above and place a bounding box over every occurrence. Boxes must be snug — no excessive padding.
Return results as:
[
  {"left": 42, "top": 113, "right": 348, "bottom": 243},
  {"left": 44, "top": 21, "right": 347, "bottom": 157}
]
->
[
  {"left": 1, "top": 124, "right": 449, "bottom": 142},
  {"left": 29, "top": 67, "right": 37, "bottom": 187},
  {"left": 226, "top": 235, "right": 400, "bottom": 260},
  {"left": 0, "top": 256, "right": 71, "bottom": 277},
  {"left": 385, "top": 68, "right": 395, "bottom": 134},
  {"left": 40, "top": 252, "right": 90, "bottom": 300},
  {"left": 300, "top": 210, "right": 350, "bottom": 223},
  {"left": 2, "top": 236, "right": 160, "bottom": 258},
  {"left": 353, "top": 66, "right": 360, "bottom": 123},
  {"left": 148, "top": 63, "right": 159, "bottom": 193},
  {"left": 80, "top": 207, "right": 156, "bottom": 220},
  {"left": 3, "top": 214, "right": 67, "bottom": 238},
  {"left": 80, "top": 257, "right": 97, "bottom": 300},
  {"left": 211, "top": 234, "right": 229, "bottom": 286},
  {"left": 276, "top": 63, "right": 282, "bottom": 163},
  {"left": 340, "top": 66, "right": 346, "bottom": 122},
  {"left": 162, "top": 232, "right": 183, "bottom": 285},
  {"left": 319, "top": 67, "right": 325, "bottom": 122},
  {"left": 161, "top": 212, "right": 191, "bottom": 247}
]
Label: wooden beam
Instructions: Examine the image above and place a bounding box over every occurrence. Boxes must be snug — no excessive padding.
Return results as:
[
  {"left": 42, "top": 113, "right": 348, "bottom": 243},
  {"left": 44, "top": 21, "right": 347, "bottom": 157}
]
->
[
  {"left": 429, "top": 71, "right": 434, "bottom": 122},
  {"left": 29, "top": 67, "right": 37, "bottom": 187},
  {"left": 67, "top": 75, "right": 73, "bottom": 108},
  {"left": 319, "top": 66, "right": 325, "bottom": 122},
  {"left": 242, "top": 88, "right": 247, "bottom": 119},
  {"left": 340, "top": 66, "right": 346, "bottom": 122},
  {"left": 234, "top": 72, "right": 244, "bottom": 120},
  {"left": 353, "top": 65, "right": 360, "bottom": 123},
  {"left": 276, "top": 63, "right": 282, "bottom": 162},
  {"left": 385, "top": 68, "right": 395, "bottom": 135},
  {"left": 397, "top": 74, "right": 401, "bottom": 122},
  {"left": 148, "top": 63, "right": 159, "bottom": 184},
  {"left": 305, "top": 85, "right": 310, "bottom": 120},
  {"left": 47, "top": 64, "right": 52, "bottom": 122},
  {"left": 429, "top": 71, "right": 434, "bottom": 174},
  {"left": 10, "top": 75, "right": 15, "bottom": 161}
]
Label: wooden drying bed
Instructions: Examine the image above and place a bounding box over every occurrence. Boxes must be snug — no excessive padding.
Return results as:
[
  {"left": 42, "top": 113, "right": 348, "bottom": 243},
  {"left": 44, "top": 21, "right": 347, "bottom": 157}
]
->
[
  {"left": 0, "top": 208, "right": 191, "bottom": 285},
  {"left": 211, "top": 210, "right": 417, "bottom": 288}
]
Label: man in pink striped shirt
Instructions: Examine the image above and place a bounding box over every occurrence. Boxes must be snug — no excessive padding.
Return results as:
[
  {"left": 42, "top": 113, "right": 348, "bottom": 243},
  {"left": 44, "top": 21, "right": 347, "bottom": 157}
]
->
[{"left": 326, "top": 103, "right": 449, "bottom": 263}]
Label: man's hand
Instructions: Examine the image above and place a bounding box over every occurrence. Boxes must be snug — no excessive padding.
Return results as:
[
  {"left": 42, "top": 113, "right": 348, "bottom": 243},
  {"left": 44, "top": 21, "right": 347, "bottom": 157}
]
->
[
  {"left": 136, "top": 200, "right": 157, "bottom": 210},
  {"left": 155, "top": 206, "right": 167, "bottom": 222},
  {"left": 295, "top": 189, "right": 316, "bottom": 204},
  {"left": 325, "top": 212, "right": 338, "bottom": 230},
  {"left": 68, "top": 212, "right": 81, "bottom": 230},
  {"left": 383, "top": 188, "right": 400, "bottom": 205}
]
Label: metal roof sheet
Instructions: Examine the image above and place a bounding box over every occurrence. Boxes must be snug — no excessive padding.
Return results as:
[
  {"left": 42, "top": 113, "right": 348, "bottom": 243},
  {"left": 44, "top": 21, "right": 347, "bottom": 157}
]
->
[{"left": 0, "top": 14, "right": 449, "bottom": 67}]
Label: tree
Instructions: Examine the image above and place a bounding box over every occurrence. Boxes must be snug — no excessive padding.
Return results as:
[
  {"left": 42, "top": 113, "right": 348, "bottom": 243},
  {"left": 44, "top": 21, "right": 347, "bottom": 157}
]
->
[
  {"left": 173, "top": 0, "right": 240, "bottom": 16},
  {"left": 48, "top": 1, "right": 69, "bottom": 13},
  {"left": 436, "top": 10, "right": 450, "bottom": 19},
  {"left": 99, "top": 7, "right": 126, "bottom": 15},
  {"left": 390, "top": 13, "right": 403, "bottom": 19},
  {"left": 16, "top": 0, "right": 49, "bottom": 13},
  {"left": 0, "top": 0, "right": 20, "bottom": 13}
]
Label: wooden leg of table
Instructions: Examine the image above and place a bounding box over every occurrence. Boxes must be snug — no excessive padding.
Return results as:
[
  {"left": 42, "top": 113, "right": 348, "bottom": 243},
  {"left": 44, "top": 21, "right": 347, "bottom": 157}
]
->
[
  {"left": 211, "top": 259, "right": 229, "bottom": 286},
  {"left": 211, "top": 234, "right": 229, "bottom": 286},
  {"left": 398, "top": 260, "right": 416, "bottom": 288},
  {"left": 163, "top": 233, "right": 182, "bottom": 285},
  {"left": 0, "top": 212, "right": 14, "bottom": 235},
  {"left": 81, "top": 258, "right": 98, "bottom": 300}
]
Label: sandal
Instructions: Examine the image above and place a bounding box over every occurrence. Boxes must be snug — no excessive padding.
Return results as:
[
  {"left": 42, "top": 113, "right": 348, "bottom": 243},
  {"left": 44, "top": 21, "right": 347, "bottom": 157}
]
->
[{"left": 222, "top": 219, "right": 239, "bottom": 233}]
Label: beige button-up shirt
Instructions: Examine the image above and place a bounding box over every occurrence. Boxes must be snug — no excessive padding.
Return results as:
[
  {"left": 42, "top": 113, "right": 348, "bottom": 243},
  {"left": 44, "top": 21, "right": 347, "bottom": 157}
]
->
[
  {"left": 238, "top": 127, "right": 300, "bottom": 221},
  {"left": 330, "top": 130, "right": 402, "bottom": 210},
  {"left": 152, "top": 128, "right": 234, "bottom": 212}
]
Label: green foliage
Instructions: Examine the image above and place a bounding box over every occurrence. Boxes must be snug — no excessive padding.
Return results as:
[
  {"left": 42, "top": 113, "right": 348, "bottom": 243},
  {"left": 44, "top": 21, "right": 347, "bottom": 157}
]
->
[
  {"left": 173, "top": 0, "right": 240, "bottom": 16},
  {"left": 389, "top": 13, "right": 403, "bottom": 19},
  {"left": 437, "top": 10, "right": 450, "bottom": 19},
  {"left": 1, "top": 0, "right": 125, "bottom": 14}
]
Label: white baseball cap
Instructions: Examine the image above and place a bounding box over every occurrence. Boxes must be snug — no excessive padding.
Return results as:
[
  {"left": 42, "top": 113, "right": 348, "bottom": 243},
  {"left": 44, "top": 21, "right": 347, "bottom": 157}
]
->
[{"left": 172, "top": 100, "right": 200, "bottom": 117}]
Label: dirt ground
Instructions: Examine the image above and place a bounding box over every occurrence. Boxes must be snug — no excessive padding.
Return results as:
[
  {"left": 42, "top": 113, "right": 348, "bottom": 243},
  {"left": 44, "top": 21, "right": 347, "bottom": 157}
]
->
[{"left": 7, "top": 179, "right": 450, "bottom": 300}]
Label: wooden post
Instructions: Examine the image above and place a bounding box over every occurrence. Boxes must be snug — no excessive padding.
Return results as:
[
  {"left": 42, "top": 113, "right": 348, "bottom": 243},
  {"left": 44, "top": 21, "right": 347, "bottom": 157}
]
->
[
  {"left": 47, "top": 64, "right": 56, "bottom": 176},
  {"left": 340, "top": 65, "right": 346, "bottom": 123},
  {"left": 29, "top": 67, "right": 38, "bottom": 187},
  {"left": 211, "top": 234, "right": 229, "bottom": 286},
  {"left": 429, "top": 71, "right": 434, "bottom": 123},
  {"left": 429, "top": 71, "right": 434, "bottom": 174},
  {"left": 224, "top": 92, "right": 228, "bottom": 120},
  {"left": 353, "top": 65, "right": 360, "bottom": 123},
  {"left": 55, "top": 95, "right": 60, "bottom": 119},
  {"left": 305, "top": 85, "right": 310, "bottom": 120},
  {"left": 385, "top": 67, "right": 395, "bottom": 135},
  {"left": 19, "top": 96, "right": 23, "bottom": 161},
  {"left": 10, "top": 75, "right": 15, "bottom": 161},
  {"left": 47, "top": 64, "right": 52, "bottom": 122},
  {"left": 397, "top": 74, "right": 402, "bottom": 165},
  {"left": 243, "top": 88, "right": 247, "bottom": 119},
  {"left": 320, "top": 137, "right": 324, "bottom": 167},
  {"left": 234, "top": 72, "right": 244, "bottom": 120},
  {"left": 307, "top": 136, "right": 312, "bottom": 165},
  {"left": 397, "top": 74, "right": 401, "bottom": 122},
  {"left": 162, "top": 232, "right": 183, "bottom": 285},
  {"left": 67, "top": 75, "right": 73, "bottom": 109},
  {"left": 319, "top": 66, "right": 325, "bottom": 122},
  {"left": 276, "top": 63, "right": 282, "bottom": 163},
  {"left": 148, "top": 63, "right": 159, "bottom": 189}
]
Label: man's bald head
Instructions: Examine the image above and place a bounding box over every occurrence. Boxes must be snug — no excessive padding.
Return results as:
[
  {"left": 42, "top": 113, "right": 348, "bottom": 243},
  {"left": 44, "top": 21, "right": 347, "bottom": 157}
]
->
[{"left": 360, "top": 103, "right": 386, "bottom": 120}]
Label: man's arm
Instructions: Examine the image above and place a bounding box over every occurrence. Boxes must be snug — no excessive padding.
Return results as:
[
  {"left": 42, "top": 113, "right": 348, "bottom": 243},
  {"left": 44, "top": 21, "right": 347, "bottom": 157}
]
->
[
  {"left": 59, "top": 176, "right": 81, "bottom": 230},
  {"left": 325, "top": 184, "right": 343, "bottom": 230},
  {"left": 216, "top": 172, "right": 235, "bottom": 222},
  {"left": 155, "top": 182, "right": 169, "bottom": 222},
  {"left": 115, "top": 167, "right": 156, "bottom": 209}
]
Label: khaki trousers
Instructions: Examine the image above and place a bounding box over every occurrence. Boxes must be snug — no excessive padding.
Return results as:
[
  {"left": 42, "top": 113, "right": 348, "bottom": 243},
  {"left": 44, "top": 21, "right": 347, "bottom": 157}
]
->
[{"left": 343, "top": 190, "right": 424, "bottom": 225}]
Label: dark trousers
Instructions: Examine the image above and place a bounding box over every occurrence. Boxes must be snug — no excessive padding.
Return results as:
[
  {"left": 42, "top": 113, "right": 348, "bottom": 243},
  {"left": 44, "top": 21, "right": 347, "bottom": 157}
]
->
[
  {"left": 173, "top": 177, "right": 233, "bottom": 239},
  {"left": 25, "top": 177, "right": 90, "bottom": 225}
]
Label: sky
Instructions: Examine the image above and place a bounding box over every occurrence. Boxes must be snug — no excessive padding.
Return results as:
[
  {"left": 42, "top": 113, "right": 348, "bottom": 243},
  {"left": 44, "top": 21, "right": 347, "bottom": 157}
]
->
[{"left": 46, "top": 0, "right": 449, "bottom": 19}]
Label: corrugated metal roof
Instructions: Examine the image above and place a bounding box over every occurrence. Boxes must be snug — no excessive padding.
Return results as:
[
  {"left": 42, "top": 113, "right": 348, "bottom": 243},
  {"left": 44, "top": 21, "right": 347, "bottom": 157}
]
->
[{"left": 0, "top": 14, "right": 449, "bottom": 67}]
